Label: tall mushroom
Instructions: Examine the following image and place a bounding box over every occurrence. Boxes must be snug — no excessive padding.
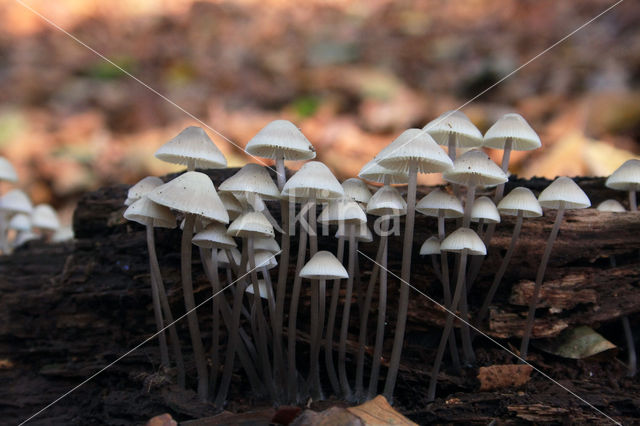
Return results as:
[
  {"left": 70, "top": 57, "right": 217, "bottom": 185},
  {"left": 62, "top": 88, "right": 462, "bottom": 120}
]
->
[
  {"left": 424, "top": 110, "right": 483, "bottom": 163},
  {"left": 299, "top": 250, "right": 348, "bottom": 400},
  {"left": 30, "top": 204, "right": 61, "bottom": 241},
  {"left": 427, "top": 228, "right": 486, "bottom": 401},
  {"left": 519, "top": 177, "right": 590, "bottom": 361},
  {"left": 0, "top": 157, "right": 18, "bottom": 253},
  {"left": 148, "top": 171, "right": 229, "bottom": 401},
  {"left": 0, "top": 189, "right": 33, "bottom": 254},
  {"left": 605, "top": 159, "right": 640, "bottom": 211},
  {"left": 375, "top": 128, "right": 453, "bottom": 401}
]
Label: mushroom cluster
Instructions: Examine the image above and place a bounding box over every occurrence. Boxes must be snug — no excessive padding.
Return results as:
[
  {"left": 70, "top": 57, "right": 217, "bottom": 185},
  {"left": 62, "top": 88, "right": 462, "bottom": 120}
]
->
[{"left": 122, "top": 112, "right": 637, "bottom": 408}]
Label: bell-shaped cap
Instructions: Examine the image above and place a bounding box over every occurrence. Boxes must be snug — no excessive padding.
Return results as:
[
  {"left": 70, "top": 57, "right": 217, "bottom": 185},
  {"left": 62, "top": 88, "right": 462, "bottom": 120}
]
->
[
  {"left": 0, "top": 189, "right": 33, "bottom": 215},
  {"left": 148, "top": 171, "right": 229, "bottom": 223},
  {"left": 246, "top": 280, "right": 271, "bottom": 299},
  {"left": 155, "top": 126, "right": 227, "bottom": 169},
  {"left": 14, "top": 230, "right": 39, "bottom": 247},
  {"left": 192, "top": 223, "right": 237, "bottom": 249},
  {"left": 282, "top": 161, "right": 344, "bottom": 202},
  {"left": 358, "top": 159, "right": 408, "bottom": 184},
  {"left": 31, "top": 204, "right": 61, "bottom": 231},
  {"left": 227, "top": 211, "right": 274, "bottom": 238},
  {"left": 319, "top": 199, "right": 367, "bottom": 224},
  {"left": 416, "top": 189, "right": 464, "bottom": 218},
  {"left": 440, "top": 227, "right": 486, "bottom": 255},
  {"left": 538, "top": 177, "right": 591, "bottom": 210},
  {"left": 419, "top": 236, "right": 441, "bottom": 255},
  {"left": 443, "top": 149, "right": 508, "bottom": 187},
  {"left": 252, "top": 250, "right": 278, "bottom": 270},
  {"left": 253, "top": 236, "right": 280, "bottom": 253},
  {"left": 596, "top": 199, "right": 626, "bottom": 212},
  {"left": 335, "top": 222, "right": 373, "bottom": 243},
  {"left": 245, "top": 120, "right": 316, "bottom": 161},
  {"left": 9, "top": 213, "right": 31, "bottom": 232},
  {"left": 219, "top": 192, "right": 243, "bottom": 220},
  {"left": 471, "top": 196, "right": 500, "bottom": 223},
  {"left": 342, "top": 178, "right": 372, "bottom": 204},
  {"left": 124, "top": 197, "right": 176, "bottom": 229},
  {"left": 126, "top": 176, "right": 164, "bottom": 205},
  {"left": 52, "top": 227, "right": 74, "bottom": 243},
  {"left": 423, "top": 111, "right": 483, "bottom": 148},
  {"left": 497, "top": 187, "right": 543, "bottom": 217},
  {"left": 483, "top": 113, "right": 541, "bottom": 151},
  {"left": 217, "top": 247, "right": 241, "bottom": 267},
  {"left": 376, "top": 129, "right": 453, "bottom": 175},
  {"left": 367, "top": 185, "right": 407, "bottom": 217},
  {"left": 219, "top": 164, "right": 280, "bottom": 200},
  {"left": 300, "top": 251, "right": 348, "bottom": 280},
  {"left": 605, "top": 159, "right": 640, "bottom": 191},
  {"left": 0, "top": 157, "right": 18, "bottom": 182}
]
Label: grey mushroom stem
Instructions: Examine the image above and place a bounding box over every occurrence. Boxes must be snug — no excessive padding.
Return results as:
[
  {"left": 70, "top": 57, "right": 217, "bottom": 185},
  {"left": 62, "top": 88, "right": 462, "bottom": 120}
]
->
[
  {"left": 437, "top": 211, "right": 460, "bottom": 371},
  {"left": 427, "top": 248, "right": 469, "bottom": 401},
  {"left": 630, "top": 189, "right": 637, "bottom": 212},
  {"left": 448, "top": 133, "right": 460, "bottom": 197},
  {"left": 308, "top": 277, "right": 323, "bottom": 400},
  {"left": 475, "top": 210, "right": 524, "bottom": 332},
  {"left": 207, "top": 248, "right": 221, "bottom": 393},
  {"left": 520, "top": 202, "right": 565, "bottom": 361},
  {"left": 180, "top": 213, "right": 208, "bottom": 401},
  {"left": 494, "top": 137, "right": 512, "bottom": 202},
  {"left": 459, "top": 182, "right": 477, "bottom": 365},
  {"left": 384, "top": 161, "right": 417, "bottom": 402},
  {"left": 325, "top": 234, "right": 345, "bottom": 396},
  {"left": 146, "top": 224, "right": 185, "bottom": 386},
  {"left": 367, "top": 217, "right": 389, "bottom": 400},
  {"left": 339, "top": 223, "right": 357, "bottom": 399},
  {"left": 274, "top": 155, "right": 289, "bottom": 388},
  {"left": 609, "top": 256, "right": 636, "bottom": 377},
  {"left": 148, "top": 231, "right": 169, "bottom": 368}
]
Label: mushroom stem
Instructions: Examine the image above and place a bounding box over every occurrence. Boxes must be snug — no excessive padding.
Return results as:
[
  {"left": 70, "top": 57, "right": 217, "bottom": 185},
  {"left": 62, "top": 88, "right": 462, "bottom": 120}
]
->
[
  {"left": 475, "top": 211, "right": 524, "bottom": 332},
  {"left": 274, "top": 157, "right": 289, "bottom": 389},
  {"left": 147, "top": 225, "right": 185, "bottom": 388},
  {"left": 437, "top": 213, "right": 460, "bottom": 371},
  {"left": 520, "top": 203, "right": 565, "bottom": 361},
  {"left": 325, "top": 234, "right": 344, "bottom": 396},
  {"left": 430, "top": 254, "right": 442, "bottom": 282},
  {"left": 180, "top": 213, "right": 208, "bottom": 401},
  {"left": 630, "top": 190, "right": 637, "bottom": 212},
  {"left": 427, "top": 249, "right": 468, "bottom": 401},
  {"left": 308, "top": 197, "right": 318, "bottom": 256},
  {"left": 145, "top": 225, "right": 170, "bottom": 369},
  {"left": 622, "top": 316, "right": 637, "bottom": 377},
  {"left": 355, "top": 226, "right": 386, "bottom": 400},
  {"left": 448, "top": 133, "right": 460, "bottom": 197},
  {"left": 308, "top": 278, "right": 323, "bottom": 400},
  {"left": 367, "top": 217, "right": 389, "bottom": 400},
  {"left": 462, "top": 183, "right": 476, "bottom": 228},
  {"left": 384, "top": 162, "right": 417, "bottom": 402},
  {"left": 339, "top": 223, "right": 357, "bottom": 399},
  {"left": 247, "top": 237, "right": 277, "bottom": 400},
  {"left": 287, "top": 203, "right": 309, "bottom": 401},
  {"left": 458, "top": 182, "right": 477, "bottom": 364},
  {"left": 208, "top": 249, "right": 221, "bottom": 394},
  {"left": 494, "top": 137, "right": 512, "bottom": 202}
]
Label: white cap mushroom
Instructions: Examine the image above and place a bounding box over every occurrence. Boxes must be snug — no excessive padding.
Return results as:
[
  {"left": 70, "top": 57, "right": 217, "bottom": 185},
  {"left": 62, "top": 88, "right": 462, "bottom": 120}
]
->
[
  {"left": 281, "top": 161, "right": 344, "bottom": 202},
  {"left": 471, "top": 196, "right": 500, "bottom": 224},
  {"left": 497, "top": 187, "right": 543, "bottom": 217},
  {"left": 341, "top": 178, "right": 372, "bottom": 204},
  {"left": 0, "top": 157, "right": 18, "bottom": 183},
  {"left": 420, "top": 236, "right": 441, "bottom": 255},
  {"left": 124, "top": 197, "right": 176, "bottom": 229},
  {"left": 192, "top": 223, "right": 237, "bottom": 249},
  {"left": 358, "top": 159, "right": 408, "bottom": 185},
  {"left": 483, "top": 113, "right": 541, "bottom": 151},
  {"left": 538, "top": 177, "right": 591, "bottom": 210},
  {"left": 440, "top": 227, "right": 486, "bottom": 255},
  {"left": 219, "top": 163, "right": 281, "bottom": 201},
  {"left": 366, "top": 185, "right": 407, "bottom": 217},
  {"left": 155, "top": 126, "right": 227, "bottom": 170},
  {"left": 605, "top": 159, "right": 640, "bottom": 211},
  {"left": 9, "top": 213, "right": 31, "bottom": 232},
  {"left": 299, "top": 251, "right": 348, "bottom": 280},
  {"left": 318, "top": 199, "right": 367, "bottom": 225},
  {"left": 0, "top": 189, "right": 33, "bottom": 215},
  {"left": 227, "top": 211, "right": 274, "bottom": 239},
  {"left": 597, "top": 199, "right": 626, "bottom": 212},
  {"left": 31, "top": 204, "right": 61, "bottom": 232},
  {"left": 424, "top": 110, "right": 483, "bottom": 161},
  {"left": 245, "top": 120, "right": 316, "bottom": 161},
  {"left": 416, "top": 189, "right": 464, "bottom": 219},
  {"left": 125, "top": 176, "right": 164, "bottom": 206}
]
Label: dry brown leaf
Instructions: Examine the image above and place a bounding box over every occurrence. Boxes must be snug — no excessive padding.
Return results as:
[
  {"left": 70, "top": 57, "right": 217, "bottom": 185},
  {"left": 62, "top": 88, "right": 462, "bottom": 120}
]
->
[
  {"left": 477, "top": 364, "right": 533, "bottom": 391},
  {"left": 347, "top": 395, "right": 418, "bottom": 426},
  {"left": 146, "top": 413, "right": 177, "bottom": 426}
]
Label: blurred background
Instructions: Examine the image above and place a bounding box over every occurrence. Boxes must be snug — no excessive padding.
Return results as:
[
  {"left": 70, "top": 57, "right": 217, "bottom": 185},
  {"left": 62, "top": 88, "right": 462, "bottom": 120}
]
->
[{"left": 0, "top": 0, "right": 639, "bottom": 227}]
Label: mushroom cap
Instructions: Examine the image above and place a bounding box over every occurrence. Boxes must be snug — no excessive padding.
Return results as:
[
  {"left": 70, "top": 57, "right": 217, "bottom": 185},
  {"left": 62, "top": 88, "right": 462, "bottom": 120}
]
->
[
  {"left": 497, "top": 187, "right": 543, "bottom": 217},
  {"left": 300, "top": 251, "right": 348, "bottom": 280},
  {"left": 335, "top": 222, "right": 373, "bottom": 242},
  {"left": 471, "top": 196, "right": 501, "bottom": 223},
  {"left": 251, "top": 250, "right": 279, "bottom": 270},
  {"left": 483, "top": 113, "right": 541, "bottom": 151},
  {"left": 0, "top": 189, "right": 33, "bottom": 215},
  {"left": 358, "top": 159, "right": 409, "bottom": 184},
  {"left": 440, "top": 227, "right": 486, "bottom": 255},
  {"left": 253, "top": 236, "right": 280, "bottom": 253},
  {"left": 227, "top": 211, "right": 274, "bottom": 238},
  {"left": 155, "top": 126, "right": 227, "bottom": 169},
  {"left": 52, "top": 227, "right": 74, "bottom": 243},
  {"left": 596, "top": 199, "right": 626, "bottom": 212},
  {"left": 31, "top": 204, "right": 61, "bottom": 231},
  {"left": 124, "top": 197, "right": 176, "bottom": 229},
  {"left": 366, "top": 185, "right": 407, "bottom": 217},
  {"left": 605, "top": 159, "right": 640, "bottom": 191},
  {"left": 319, "top": 199, "right": 367, "bottom": 224},
  {"left": 9, "top": 213, "right": 31, "bottom": 232},
  {"left": 14, "top": 230, "right": 39, "bottom": 247},
  {"left": 419, "top": 236, "right": 441, "bottom": 255},
  {"left": 281, "top": 161, "right": 344, "bottom": 202},
  {"left": 416, "top": 189, "right": 464, "bottom": 218},
  {"left": 538, "top": 176, "right": 591, "bottom": 210},
  {"left": 245, "top": 120, "right": 316, "bottom": 161},
  {"left": 443, "top": 149, "right": 508, "bottom": 187},
  {"left": 246, "top": 280, "right": 270, "bottom": 299},
  {"left": 192, "top": 223, "right": 237, "bottom": 249},
  {"left": 0, "top": 157, "right": 18, "bottom": 182},
  {"left": 376, "top": 129, "right": 453, "bottom": 175},
  {"left": 147, "top": 171, "right": 229, "bottom": 223},
  {"left": 423, "top": 110, "right": 483, "bottom": 148},
  {"left": 219, "top": 163, "right": 280, "bottom": 200},
  {"left": 342, "top": 178, "right": 372, "bottom": 204},
  {"left": 126, "top": 176, "right": 164, "bottom": 205},
  {"left": 219, "top": 192, "right": 243, "bottom": 220},
  {"left": 217, "top": 247, "right": 241, "bottom": 267}
]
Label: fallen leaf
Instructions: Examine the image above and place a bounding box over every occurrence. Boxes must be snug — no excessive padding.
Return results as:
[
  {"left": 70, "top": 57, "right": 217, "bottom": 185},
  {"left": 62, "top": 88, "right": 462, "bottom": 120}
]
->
[
  {"left": 347, "top": 395, "right": 418, "bottom": 425},
  {"left": 146, "top": 413, "right": 177, "bottom": 426},
  {"left": 535, "top": 326, "right": 617, "bottom": 360}
]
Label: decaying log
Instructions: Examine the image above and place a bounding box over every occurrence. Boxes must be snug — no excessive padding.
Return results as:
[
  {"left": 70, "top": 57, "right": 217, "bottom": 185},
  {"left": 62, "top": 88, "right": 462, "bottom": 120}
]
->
[{"left": 1, "top": 171, "right": 640, "bottom": 424}]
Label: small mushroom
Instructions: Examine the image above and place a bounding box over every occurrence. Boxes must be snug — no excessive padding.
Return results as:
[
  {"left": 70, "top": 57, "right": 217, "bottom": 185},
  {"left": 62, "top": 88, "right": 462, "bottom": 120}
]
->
[{"left": 605, "top": 159, "right": 640, "bottom": 211}]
